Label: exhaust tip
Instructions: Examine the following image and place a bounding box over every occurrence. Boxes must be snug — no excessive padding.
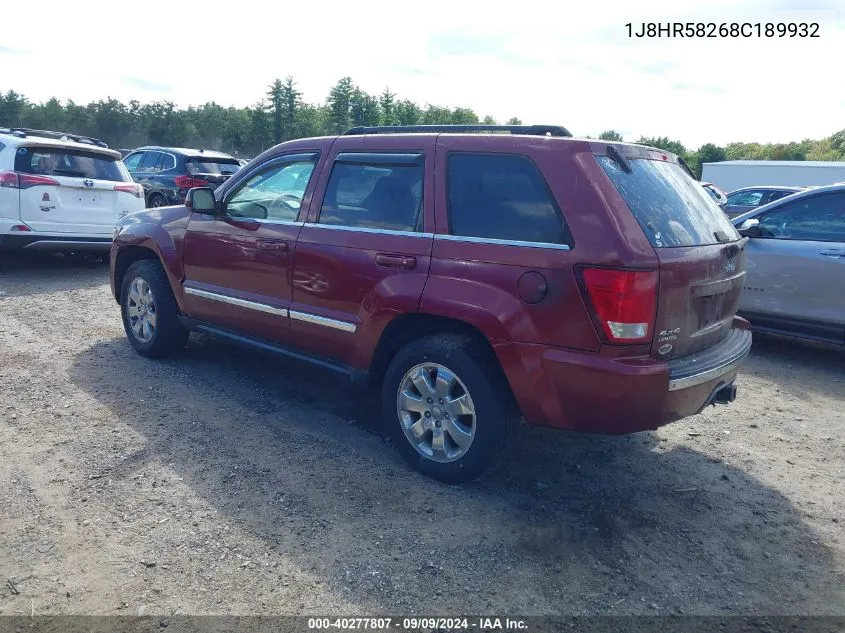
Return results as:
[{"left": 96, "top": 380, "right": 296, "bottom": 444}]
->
[{"left": 714, "top": 383, "right": 737, "bottom": 405}]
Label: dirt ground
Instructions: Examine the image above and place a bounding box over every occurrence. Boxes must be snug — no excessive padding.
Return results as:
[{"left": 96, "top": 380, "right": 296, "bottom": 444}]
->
[{"left": 0, "top": 253, "right": 843, "bottom": 618}]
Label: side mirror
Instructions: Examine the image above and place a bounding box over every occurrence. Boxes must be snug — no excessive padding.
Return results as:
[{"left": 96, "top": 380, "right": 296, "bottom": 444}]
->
[
  {"left": 185, "top": 187, "right": 217, "bottom": 214},
  {"left": 737, "top": 218, "right": 761, "bottom": 237}
]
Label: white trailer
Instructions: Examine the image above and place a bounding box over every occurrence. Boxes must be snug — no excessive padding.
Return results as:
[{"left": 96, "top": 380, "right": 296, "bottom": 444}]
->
[{"left": 701, "top": 160, "right": 845, "bottom": 193}]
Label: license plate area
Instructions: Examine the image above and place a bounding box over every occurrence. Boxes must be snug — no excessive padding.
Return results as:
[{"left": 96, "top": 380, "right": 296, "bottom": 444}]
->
[{"left": 696, "top": 294, "right": 727, "bottom": 330}]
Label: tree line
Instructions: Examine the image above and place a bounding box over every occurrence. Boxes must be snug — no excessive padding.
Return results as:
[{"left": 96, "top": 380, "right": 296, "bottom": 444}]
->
[{"left": 1, "top": 77, "right": 843, "bottom": 178}]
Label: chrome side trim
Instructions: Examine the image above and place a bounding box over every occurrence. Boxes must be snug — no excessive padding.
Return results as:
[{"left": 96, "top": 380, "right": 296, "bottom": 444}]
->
[
  {"left": 257, "top": 219, "right": 305, "bottom": 227},
  {"left": 306, "top": 223, "right": 432, "bottom": 239},
  {"left": 183, "top": 287, "right": 288, "bottom": 317},
  {"left": 668, "top": 349, "right": 748, "bottom": 391},
  {"left": 434, "top": 234, "right": 571, "bottom": 250},
  {"left": 289, "top": 310, "right": 357, "bottom": 333}
]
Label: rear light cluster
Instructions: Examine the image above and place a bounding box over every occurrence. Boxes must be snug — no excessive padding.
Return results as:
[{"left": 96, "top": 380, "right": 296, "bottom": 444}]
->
[
  {"left": 174, "top": 175, "right": 208, "bottom": 189},
  {"left": 580, "top": 267, "right": 658, "bottom": 344},
  {"left": 113, "top": 183, "right": 144, "bottom": 198},
  {"left": 0, "top": 171, "right": 60, "bottom": 189}
]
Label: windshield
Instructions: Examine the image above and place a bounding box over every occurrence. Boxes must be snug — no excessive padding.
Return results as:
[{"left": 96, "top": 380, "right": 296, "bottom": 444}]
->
[
  {"left": 15, "top": 146, "right": 129, "bottom": 182},
  {"left": 186, "top": 158, "right": 241, "bottom": 176},
  {"left": 596, "top": 155, "right": 739, "bottom": 248}
]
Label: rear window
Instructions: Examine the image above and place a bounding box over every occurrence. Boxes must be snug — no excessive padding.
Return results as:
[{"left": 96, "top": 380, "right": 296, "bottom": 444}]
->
[
  {"left": 597, "top": 155, "right": 739, "bottom": 247},
  {"left": 14, "top": 146, "right": 129, "bottom": 182},
  {"left": 186, "top": 159, "right": 241, "bottom": 176}
]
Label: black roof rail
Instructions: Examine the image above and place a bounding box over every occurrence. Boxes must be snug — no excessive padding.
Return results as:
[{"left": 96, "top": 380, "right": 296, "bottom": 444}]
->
[
  {"left": 5, "top": 127, "right": 110, "bottom": 149},
  {"left": 0, "top": 128, "right": 27, "bottom": 138},
  {"left": 343, "top": 124, "right": 572, "bottom": 137}
]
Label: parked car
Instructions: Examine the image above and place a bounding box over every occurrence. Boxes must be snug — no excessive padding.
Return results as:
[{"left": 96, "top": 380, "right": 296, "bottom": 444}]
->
[
  {"left": 701, "top": 181, "right": 728, "bottom": 210},
  {"left": 732, "top": 183, "right": 845, "bottom": 345},
  {"left": 122, "top": 146, "right": 241, "bottom": 209},
  {"left": 110, "top": 124, "right": 751, "bottom": 483},
  {"left": 724, "top": 185, "right": 805, "bottom": 218},
  {"left": 0, "top": 127, "right": 144, "bottom": 253}
]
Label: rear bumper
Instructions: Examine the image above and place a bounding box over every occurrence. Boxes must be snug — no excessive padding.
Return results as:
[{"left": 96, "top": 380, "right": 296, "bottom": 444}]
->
[
  {"left": 0, "top": 233, "right": 112, "bottom": 253},
  {"left": 496, "top": 321, "right": 752, "bottom": 435}
]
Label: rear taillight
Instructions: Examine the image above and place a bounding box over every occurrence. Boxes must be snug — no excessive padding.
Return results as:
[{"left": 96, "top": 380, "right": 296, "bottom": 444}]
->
[
  {"left": 113, "top": 183, "right": 144, "bottom": 198},
  {"left": 580, "top": 267, "right": 658, "bottom": 343},
  {"left": 0, "top": 171, "right": 60, "bottom": 189},
  {"left": 174, "top": 175, "right": 208, "bottom": 189},
  {"left": 10, "top": 224, "right": 32, "bottom": 232}
]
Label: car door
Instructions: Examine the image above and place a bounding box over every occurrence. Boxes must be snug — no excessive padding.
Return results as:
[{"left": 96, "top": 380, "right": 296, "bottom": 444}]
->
[
  {"left": 181, "top": 152, "right": 323, "bottom": 346},
  {"left": 290, "top": 136, "right": 436, "bottom": 370},
  {"left": 740, "top": 191, "right": 845, "bottom": 341}
]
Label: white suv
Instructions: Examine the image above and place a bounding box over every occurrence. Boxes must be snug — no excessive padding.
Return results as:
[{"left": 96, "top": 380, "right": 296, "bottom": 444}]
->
[{"left": 0, "top": 128, "right": 145, "bottom": 253}]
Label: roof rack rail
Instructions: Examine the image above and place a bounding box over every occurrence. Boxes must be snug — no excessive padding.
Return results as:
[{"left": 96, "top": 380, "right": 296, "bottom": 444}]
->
[
  {"left": 343, "top": 124, "right": 572, "bottom": 137},
  {"left": 4, "top": 127, "right": 110, "bottom": 148}
]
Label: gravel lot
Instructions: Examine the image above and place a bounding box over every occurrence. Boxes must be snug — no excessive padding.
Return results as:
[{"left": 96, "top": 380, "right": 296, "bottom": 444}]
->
[{"left": 1, "top": 253, "right": 843, "bottom": 617}]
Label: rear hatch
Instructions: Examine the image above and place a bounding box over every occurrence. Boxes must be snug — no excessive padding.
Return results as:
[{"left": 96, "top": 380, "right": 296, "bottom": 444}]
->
[
  {"left": 15, "top": 144, "right": 141, "bottom": 234},
  {"left": 185, "top": 157, "right": 241, "bottom": 188},
  {"left": 595, "top": 147, "right": 745, "bottom": 360}
]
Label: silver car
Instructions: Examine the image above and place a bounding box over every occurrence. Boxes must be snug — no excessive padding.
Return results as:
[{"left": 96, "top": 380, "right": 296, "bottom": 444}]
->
[
  {"left": 725, "top": 185, "right": 806, "bottom": 218},
  {"left": 732, "top": 183, "right": 845, "bottom": 345}
]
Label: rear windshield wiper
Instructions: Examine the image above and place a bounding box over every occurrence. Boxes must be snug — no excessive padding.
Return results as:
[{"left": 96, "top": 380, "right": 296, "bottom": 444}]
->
[{"left": 606, "top": 145, "right": 632, "bottom": 173}]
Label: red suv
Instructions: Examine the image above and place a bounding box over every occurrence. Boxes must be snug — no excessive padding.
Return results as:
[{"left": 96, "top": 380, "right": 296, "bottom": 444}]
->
[{"left": 110, "top": 124, "right": 751, "bottom": 483}]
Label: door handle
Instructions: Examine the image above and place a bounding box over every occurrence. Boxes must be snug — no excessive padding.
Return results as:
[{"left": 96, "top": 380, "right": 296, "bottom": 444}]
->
[
  {"left": 375, "top": 253, "right": 417, "bottom": 269},
  {"left": 257, "top": 240, "right": 290, "bottom": 252},
  {"left": 819, "top": 249, "right": 843, "bottom": 257}
]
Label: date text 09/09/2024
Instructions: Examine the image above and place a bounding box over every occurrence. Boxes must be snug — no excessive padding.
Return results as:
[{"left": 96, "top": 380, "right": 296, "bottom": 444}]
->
[
  {"left": 626, "top": 22, "right": 820, "bottom": 38},
  {"left": 307, "top": 617, "right": 528, "bottom": 631}
]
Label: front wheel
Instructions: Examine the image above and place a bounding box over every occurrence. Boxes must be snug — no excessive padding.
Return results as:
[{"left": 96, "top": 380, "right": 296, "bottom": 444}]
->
[
  {"left": 120, "top": 259, "right": 188, "bottom": 358},
  {"left": 382, "top": 334, "right": 519, "bottom": 484}
]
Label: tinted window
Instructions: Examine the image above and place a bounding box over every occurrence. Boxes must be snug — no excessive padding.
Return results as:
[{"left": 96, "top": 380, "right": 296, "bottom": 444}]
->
[
  {"left": 319, "top": 158, "right": 423, "bottom": 231},
  {"left": 187, "top": 158, "right": 241, "bottom": 176},
  {"left": 448, "top": 153, "right": 569, "bottom": 245},
  {"left": 123, "top": 152, "right": 144, "bottom": 172},
  {"left": 597, "top": 155, "right": 739, "bottom": 247},
  {"left": 727, "top": 190, "right": 764, "bottom": 207},
  {"left": 14, "top": 146, "right": 129, "bottom": 182},
  {"left": 763, "top": 190, "right": 796, "bottom": 204},
  {"left": 226, "top": 158, "right": 317, "bottom": 221},
  {"left": 137, "top": 151, "right": 164, "bottom": 173},
  {"left": 159, "top": 153, "right": 176, "bottom": 171},
  {"left": 756, "top": 193, "right": 845, "bottom": 242}
]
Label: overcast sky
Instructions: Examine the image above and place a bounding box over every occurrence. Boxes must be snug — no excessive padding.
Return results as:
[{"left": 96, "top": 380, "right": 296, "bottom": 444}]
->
[{"left": 2, "top": 0, "right": 843, "bottom": 148}]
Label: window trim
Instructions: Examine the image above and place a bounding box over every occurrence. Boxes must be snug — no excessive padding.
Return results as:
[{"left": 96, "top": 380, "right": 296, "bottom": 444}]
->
[
  {"left": 222, "top": 152, "right": 320, "bottom": 223},
  {"left": 313, "top": 151, "right": 426, "bottom": 233},
  {"left": 445, "top": 150, "right": 573, "bottom": 249},
  {"left": 754, "top": 192, "right": 845, "bottom": 243}
]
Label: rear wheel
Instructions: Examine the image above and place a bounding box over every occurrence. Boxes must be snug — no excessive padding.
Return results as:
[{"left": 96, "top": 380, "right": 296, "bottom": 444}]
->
[
  {"left": 148, "top": 193, "right": 167, "bottom": 208},
  {"left": 120, "top": 259, "right": 188, "bottom": 357},
  {"left": 382, "top": 334, "right": 519, "bottom": 484}
]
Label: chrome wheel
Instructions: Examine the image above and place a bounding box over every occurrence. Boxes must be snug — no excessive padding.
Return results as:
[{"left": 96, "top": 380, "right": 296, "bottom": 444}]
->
[
  {"left": 397, "top": 363, "right": 476, "bottom": 463},
  {"left": 126, "top": 277, "right": 157, "bottom": 343}
]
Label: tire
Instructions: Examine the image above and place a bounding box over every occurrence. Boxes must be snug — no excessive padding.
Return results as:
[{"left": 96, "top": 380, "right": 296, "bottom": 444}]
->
[
  {"left": 382, "top": 334, "right": 520, "bottom": 484},
  {"left": 120, "top": 259, "right": 189, "bottom": 358},
  {"left": 148, "top": 193, "right": 167, "bottom": 209}
]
